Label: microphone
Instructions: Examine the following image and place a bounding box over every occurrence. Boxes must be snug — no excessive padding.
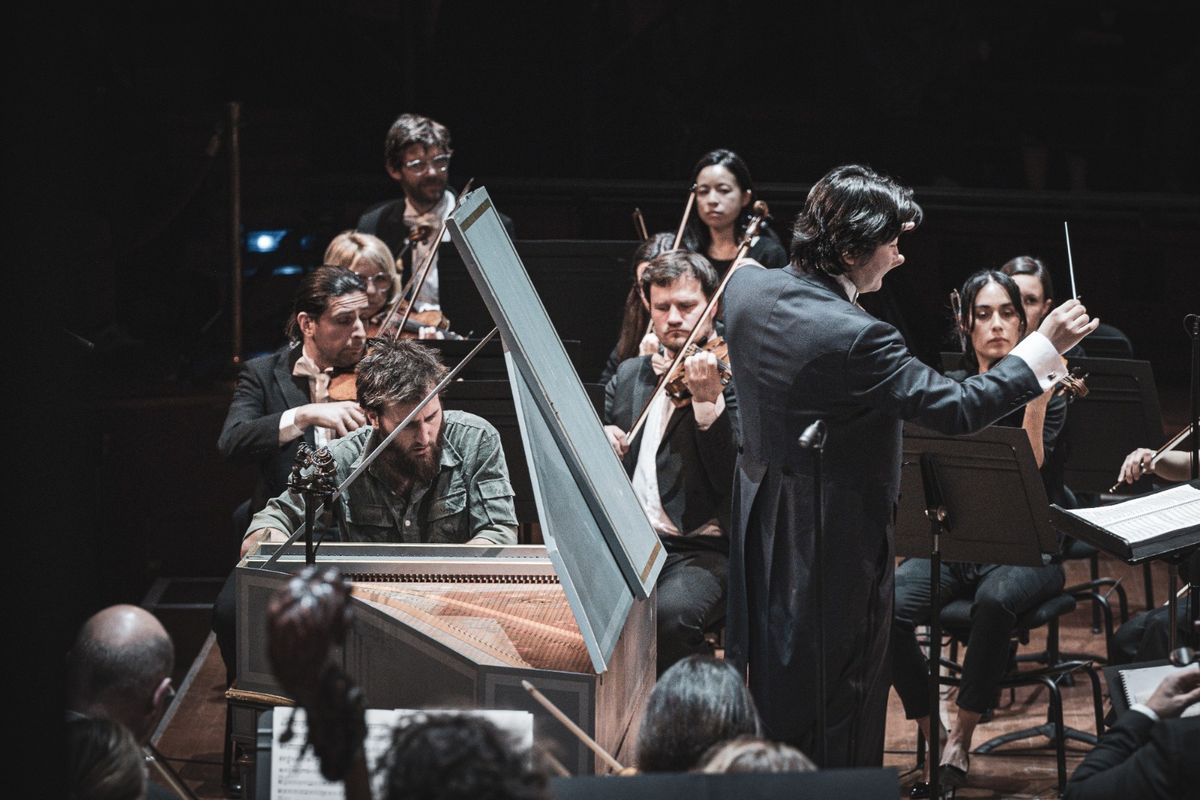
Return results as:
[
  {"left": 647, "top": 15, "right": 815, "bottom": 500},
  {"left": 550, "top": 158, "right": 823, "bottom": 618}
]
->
[{"left": 798, "top": 420, "right": 827, "bottom": 451}]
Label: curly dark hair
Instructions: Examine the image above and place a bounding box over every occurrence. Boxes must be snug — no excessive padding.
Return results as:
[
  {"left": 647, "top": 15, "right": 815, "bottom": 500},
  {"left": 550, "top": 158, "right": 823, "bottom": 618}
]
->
[
  {"left": 790, "top": 164, "right": 923, "bottom": 276},
  {"left": 356, "top": 338, "right": 448, "bottom": 415},
  {"left": 383, "top": 713, "right": 548, "bottom": 800},
  {"left": 635, "top": 655, "right": 761, "bottom": 773}
]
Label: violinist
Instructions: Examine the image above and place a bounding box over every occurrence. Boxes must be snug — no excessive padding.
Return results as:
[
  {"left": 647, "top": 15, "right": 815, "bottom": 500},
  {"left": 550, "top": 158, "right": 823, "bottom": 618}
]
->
[
  {"left": 891, "top": 269, "right": 1070, "bottom": 792},
  {"left": 323, "top": 231, "right": 400, "bottom": 334},
  {"left": 683, "top": 149, "right": 787, "bottom": 274},
  {"left": 602, "top": 250, "right": 736, "bottom": 674},
  {"left": 598, "top": 231, "right": 674, "bottom": 386},
  {"left": 218, "top": 266, "right": 369, "bottom": 516},
  {"left": 357, "top": 112, "right": 515, "bottom": 313},
  {"left": 214, "top": 265, "right": 369, "bottom": 683}
]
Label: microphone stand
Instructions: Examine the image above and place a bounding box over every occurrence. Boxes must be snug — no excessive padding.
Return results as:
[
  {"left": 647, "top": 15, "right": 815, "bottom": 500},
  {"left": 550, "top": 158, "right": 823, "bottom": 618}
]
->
[{"left": 798, "top": 420, "right": 827, "bottom": 766}]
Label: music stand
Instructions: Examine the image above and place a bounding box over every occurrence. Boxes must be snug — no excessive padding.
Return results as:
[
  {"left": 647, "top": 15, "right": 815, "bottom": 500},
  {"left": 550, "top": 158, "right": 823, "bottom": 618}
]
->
[
  {"left": 895, "top": 423, "right": 1060, "bottom": 798},
  {"left": 1058, "top": 357, "right": 1164, "bottom": 497},
  {"left": 1051, "top": 480, "right": 1200, "bottom": 651}
]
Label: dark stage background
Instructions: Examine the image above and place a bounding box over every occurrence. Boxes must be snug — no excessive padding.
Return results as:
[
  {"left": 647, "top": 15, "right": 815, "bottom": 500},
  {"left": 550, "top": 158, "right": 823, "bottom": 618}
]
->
[{"left": 9, "top": 5, "right": 1198, "bottom": 770}]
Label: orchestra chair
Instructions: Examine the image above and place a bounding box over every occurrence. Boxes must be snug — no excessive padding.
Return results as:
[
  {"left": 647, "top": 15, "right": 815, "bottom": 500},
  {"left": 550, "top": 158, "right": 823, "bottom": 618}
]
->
[{"left": 919, "top": 592, "right": 1104, "bottom": 794}]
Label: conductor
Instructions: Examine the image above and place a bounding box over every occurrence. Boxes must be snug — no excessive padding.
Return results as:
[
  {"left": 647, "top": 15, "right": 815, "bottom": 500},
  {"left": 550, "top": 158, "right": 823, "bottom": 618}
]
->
[{"left": 722, "top": 164, "right": 1099, "bottom": 767}]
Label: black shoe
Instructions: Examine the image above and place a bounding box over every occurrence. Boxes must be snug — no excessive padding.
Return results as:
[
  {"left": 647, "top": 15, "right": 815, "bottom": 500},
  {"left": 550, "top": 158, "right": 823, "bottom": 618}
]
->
[{"left": 909, "top": 781, "right": 956, "bottom": 799}]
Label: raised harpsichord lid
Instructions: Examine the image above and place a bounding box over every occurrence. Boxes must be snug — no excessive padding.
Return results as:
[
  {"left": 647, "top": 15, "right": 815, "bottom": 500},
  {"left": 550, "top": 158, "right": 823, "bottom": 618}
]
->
[{"left": 447, "top": 187, "right": 665, "bottom": 673}]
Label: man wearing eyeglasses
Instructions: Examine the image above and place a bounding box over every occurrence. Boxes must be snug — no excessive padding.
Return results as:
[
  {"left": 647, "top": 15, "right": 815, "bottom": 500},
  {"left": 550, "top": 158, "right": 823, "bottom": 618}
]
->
[{"left": 358, "top": 112, "right": 514, "bottom": 313}]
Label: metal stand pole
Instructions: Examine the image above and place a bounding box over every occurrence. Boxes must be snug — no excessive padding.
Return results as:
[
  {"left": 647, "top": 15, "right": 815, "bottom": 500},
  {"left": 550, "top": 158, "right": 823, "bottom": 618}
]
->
[
  {"left": 799, "top": 420, "right": 828, "bottom": 766},
  {"left": 228, "top": 101, "right": 243, "bottom": 368},
  {"left": 920, "top": 453, "right": 950, "bottom": 800}
]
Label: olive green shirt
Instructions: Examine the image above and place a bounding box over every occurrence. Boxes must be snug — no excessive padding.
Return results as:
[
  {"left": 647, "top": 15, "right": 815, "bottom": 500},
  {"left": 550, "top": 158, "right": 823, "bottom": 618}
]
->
[{"left": 247, "top": 410, "right": 517, "bottom": 545}]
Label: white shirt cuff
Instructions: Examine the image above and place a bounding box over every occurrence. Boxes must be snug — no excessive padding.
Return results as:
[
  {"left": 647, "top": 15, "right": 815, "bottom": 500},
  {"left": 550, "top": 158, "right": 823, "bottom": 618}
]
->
[
  {"left": 1010, "top": 332, "right": 1063, "bottom": 392},
  {"left": 1129, "top": 703, "right": 1160, "bottom": 723},
  {"left": 692, "top": 393, "right": 726, "bottom": 431},
  {"left": 279, "top": 408, "right": 304, "bottom": 445}
]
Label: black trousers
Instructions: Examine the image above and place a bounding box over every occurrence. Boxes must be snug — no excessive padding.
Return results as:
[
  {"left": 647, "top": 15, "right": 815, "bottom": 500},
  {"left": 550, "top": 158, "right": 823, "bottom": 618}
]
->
[
  {"left": 656, "top": 535, "right": 728, "bottom": 675},
  {"left": 891, "top": 557, "right": 1064, "bottom": 718}
]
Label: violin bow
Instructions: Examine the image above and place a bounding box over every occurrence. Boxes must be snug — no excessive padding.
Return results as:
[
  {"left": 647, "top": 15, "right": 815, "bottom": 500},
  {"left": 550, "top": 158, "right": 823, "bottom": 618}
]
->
[
  {"left": 632, "top": 207, "right": 649, "bottom": 241},
  {"left": 257, "top": 328, "right": 499, "bottom": 571},
  {"left": 949, "top": 289, "right": 966, "bottom": 351},
  {"left": 625, "top": 201, "right": 769, "bottom": 442},
  {"left": 521, "top": 680, "right": 625, "bottom": 773},
  {"left": 391, "top": 178, "right": 475, "bottom": 339},
  {"left": 1108, "top": 422, "right": 1196, "bottom": 493},
  {"left": 671, "top": 185, "right": 697, "bottom": 250}
]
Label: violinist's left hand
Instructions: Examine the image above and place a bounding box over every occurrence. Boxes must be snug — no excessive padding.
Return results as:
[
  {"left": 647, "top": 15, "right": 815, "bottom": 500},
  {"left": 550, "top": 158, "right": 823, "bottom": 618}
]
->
[
  {"left": 418, "top": 326, "right": 444, "bottom": 340},
  {"left": 684, "top": 351, "right": 723, "bottom": 405}
]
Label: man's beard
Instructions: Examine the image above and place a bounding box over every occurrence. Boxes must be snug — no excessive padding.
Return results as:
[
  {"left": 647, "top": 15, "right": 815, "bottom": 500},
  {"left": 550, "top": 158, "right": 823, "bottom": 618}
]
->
[
  {"left": 371, "top": 429, "right": 442, "bottom": 489},
  {"left": 405, "top": 176, "right": 447, "bottom": 209}
]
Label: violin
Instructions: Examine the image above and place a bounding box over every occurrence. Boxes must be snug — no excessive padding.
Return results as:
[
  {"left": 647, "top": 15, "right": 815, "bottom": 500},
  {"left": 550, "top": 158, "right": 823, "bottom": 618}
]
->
[
  {"left": 394, "top": 222, "right": 434, "bottom": 262},
  {"left": 626, "top": 201, "right": 769, "bottom": 441},
  {"left": 1054, "top": 363, "right": 1089, "bottom": 399},
  {"left": 664, "top": 335, "right": 732, "bottom": 401}
]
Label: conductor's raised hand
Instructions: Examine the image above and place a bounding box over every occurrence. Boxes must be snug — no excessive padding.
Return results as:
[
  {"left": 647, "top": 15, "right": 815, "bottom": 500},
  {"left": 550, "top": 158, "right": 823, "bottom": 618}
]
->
[{"left": 1037, "top": 298, "right": 1100, "bottom": 354}]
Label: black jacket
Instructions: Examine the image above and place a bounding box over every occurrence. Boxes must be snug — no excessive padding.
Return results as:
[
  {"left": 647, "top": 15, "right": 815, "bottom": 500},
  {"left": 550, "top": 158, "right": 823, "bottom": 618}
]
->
[
  {"left": 722, "top": 264, "right": 1045, "bottom": 766},
  {"left": 217, "top": 343, "right": 313, "bottom": 514},
  {"left": 604, "top": 355, "right": 738, "bottom": 536},
  {"left": 1065, "top": 710, "right": 1200, "bottom": 799}
]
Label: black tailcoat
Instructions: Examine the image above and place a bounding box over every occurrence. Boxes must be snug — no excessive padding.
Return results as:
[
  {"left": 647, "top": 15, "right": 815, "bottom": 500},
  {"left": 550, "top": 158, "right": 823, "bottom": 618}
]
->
[{"left": 723, "top": 264, "right": 1044, "bottom": 766}]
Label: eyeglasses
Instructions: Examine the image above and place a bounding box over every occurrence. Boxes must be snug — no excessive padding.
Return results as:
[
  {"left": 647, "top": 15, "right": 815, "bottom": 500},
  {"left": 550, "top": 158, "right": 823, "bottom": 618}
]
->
[
  {"left": 401, "top": 153, "right": 453, "bottom": 174},
  {"left": 361, "top": 272, "right": 393, "bottom": 290}
]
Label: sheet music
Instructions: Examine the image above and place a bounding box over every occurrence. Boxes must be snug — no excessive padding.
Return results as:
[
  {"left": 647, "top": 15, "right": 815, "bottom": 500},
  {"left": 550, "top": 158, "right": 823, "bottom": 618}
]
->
[
  {"left": 1120, "top": 663, "right": 1200, "bottom": 718},
  {"left": 272, "top": 707, "right": 533, "bottom": 799},
  {"left": 1070, "top": 484, "right": 1200, "bottom": 543}
]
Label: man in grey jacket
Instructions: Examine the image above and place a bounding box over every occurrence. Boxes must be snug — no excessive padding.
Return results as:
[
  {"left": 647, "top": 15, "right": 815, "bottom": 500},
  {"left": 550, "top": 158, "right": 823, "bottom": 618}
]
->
[{"left": 242, "top": 338, "right": 516, "bottom": 554}]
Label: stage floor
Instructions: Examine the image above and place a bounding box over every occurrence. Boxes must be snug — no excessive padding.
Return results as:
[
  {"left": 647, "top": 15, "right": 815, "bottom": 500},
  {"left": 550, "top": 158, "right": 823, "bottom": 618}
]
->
[{"left": 150, "top": 554, "right": 1171, "bottom": 799}]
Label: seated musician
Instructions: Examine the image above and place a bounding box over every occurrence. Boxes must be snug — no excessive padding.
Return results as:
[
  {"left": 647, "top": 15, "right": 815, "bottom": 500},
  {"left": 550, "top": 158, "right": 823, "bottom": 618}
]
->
[
  {"left": 599, "top": 231, "right": 674, "bottom": 386},
  {"left": 602, "top": 250, "right": 736, "bottom": 674},
  {"left": 218, "top": 265, "right": 370, "bottom": 516},
  {"left": 891, "top": 270, "right": 1069, "bottom": 791},
  {"left": 323, "top": 230, "right": 400, "bottom": 334},
  {"left": 323, "top": 230, "right": 443, "bottom": 339},
  {"left": 357, "top": 112, "right": 514, "bottom": 314},
  {"left": 241, "top": 337, "right": 516, "bottom": 557},
  {"left": 682, "top": 149, "right": 787, "bottom": 274},
  {"left": 1002, "top": 255, "right": 1085, "bottom": 358}
]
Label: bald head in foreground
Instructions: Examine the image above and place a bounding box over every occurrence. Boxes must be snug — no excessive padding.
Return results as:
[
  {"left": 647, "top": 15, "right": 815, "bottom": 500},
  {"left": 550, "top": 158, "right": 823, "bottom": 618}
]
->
[{"left": 66, "top": 605, "right": 175, "bottom": 743}]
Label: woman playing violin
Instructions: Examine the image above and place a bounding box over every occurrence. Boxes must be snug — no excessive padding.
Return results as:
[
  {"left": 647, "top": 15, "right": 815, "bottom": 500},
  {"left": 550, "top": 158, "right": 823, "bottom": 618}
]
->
[
  {"left": 683, "top": 149, "right": 786, "bottom": 274},
  {"left": 323, "top": 231, "right": 400, "bottom": 336}
]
